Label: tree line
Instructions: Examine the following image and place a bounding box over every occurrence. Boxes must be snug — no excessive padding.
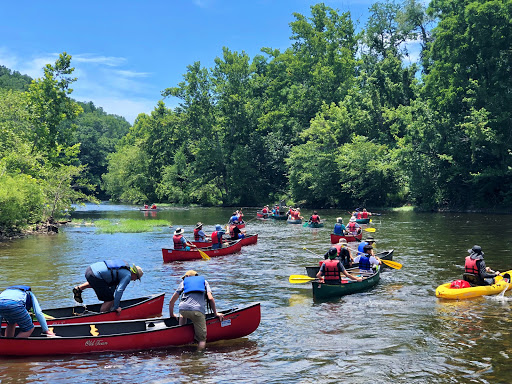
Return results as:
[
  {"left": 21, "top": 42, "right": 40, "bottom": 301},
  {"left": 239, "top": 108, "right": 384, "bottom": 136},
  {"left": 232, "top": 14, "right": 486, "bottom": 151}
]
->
[{"left": 1, "top": 0, "right": 511, "bottom": 234}]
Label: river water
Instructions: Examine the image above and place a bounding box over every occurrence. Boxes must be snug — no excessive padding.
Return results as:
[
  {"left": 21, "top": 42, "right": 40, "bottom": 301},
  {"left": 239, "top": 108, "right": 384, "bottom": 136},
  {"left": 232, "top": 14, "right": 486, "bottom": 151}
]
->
[{"left": 0, "top": 204, "right": 511, "bottom": 384}]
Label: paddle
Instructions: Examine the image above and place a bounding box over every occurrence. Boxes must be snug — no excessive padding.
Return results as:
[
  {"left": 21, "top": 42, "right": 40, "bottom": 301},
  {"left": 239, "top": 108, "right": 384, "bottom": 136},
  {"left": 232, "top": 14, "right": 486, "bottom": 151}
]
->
[
  {"left": 184, "top": 236, "right": 210, "bottom": 260},
  {"left": 197, "top": 248, "right": 211, "bottom": 260},
  {"left": 303, "top": 246, "right": 321, "bottom": 256},
  {"left": 380, "top": 259, "right": 402, "bottom": 269},
  {"left": 302, "top": 221, "right": 309, "bottom": 227},
  {"left": 289, "top": 274, "right": 319, "bottom": 284},
  {"left": 364, "top": 228, "right": 376, "bottom": 232}
]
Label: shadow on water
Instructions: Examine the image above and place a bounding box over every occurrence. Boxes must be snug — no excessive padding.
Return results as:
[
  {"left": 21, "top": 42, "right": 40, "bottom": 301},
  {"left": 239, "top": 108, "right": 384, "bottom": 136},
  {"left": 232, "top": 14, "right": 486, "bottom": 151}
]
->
[{"left": 0, "top": 204, "right": 512, "bottom": 383}]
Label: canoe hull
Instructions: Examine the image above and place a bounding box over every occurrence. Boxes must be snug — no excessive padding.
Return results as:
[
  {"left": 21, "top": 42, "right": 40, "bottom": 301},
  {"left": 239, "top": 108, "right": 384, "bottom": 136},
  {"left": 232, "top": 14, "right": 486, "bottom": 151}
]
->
[
  {"left": 0, "top": 303, "right": 261, "bottom": 356},
  {"left": 356, "top": 218, "right": 370, "bottom": 224},
  {"left": 307, "top": 222, "right": 324, "bottom": 228},
  {"left": 162, "top": 240, "right": 243, "bottom": 262},
  {"left": 305, "top": 250, "right": 394, "bottom": 278},
  {"left": 330, "top": 233, "right": 362, "bottom": 243},
  {"left": 435, "top": 270, "right": 512, "bottom": 300},
  {"left": 272, "top": 214, "right": 288, "bottom": 220},
  {"left": 256, "top": 211, "right": 269, "bottom": 219},
  {"left": 312, "top": 268, "right": 380, "bottom": 300},
  {"left": 31, "top": 294, "right": 165, "bottom": 326},
  {"left": 287, "top": 219, "right": 302, "bottom": 224},
  {"left": 191, "top": 234, "right": 258, "bottom": 248}
]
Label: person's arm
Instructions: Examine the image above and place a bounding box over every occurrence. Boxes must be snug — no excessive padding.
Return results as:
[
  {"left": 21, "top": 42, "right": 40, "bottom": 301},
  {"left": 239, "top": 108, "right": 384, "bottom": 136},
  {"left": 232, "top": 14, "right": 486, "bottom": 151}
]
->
[
  {"left": 478, "top": 260, "right": 499, "bottom": 278},
  {"left": 30, "top": 293, "right": 55, "bottom": 335},
  {"left": 168, "top": 291, "right": 180, "bottom": 318},
  {"left": 112, "top": 272, "right": 131, "bottom": 311},
  {"left": 206, "top": 292, "right": 224, "bottom": 320},
  {"left": 316, "top": 264, "right": 325, "bottom": 279},
  {"left": 342, "top": 269, "right": 362, "bottom": 282}
]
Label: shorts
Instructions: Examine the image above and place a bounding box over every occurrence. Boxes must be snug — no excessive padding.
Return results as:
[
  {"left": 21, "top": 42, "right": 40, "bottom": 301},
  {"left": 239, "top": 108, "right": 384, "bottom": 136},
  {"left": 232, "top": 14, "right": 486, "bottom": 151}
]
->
[
  {"left": 0, "top": 299, "right": 34, "bottom": 332},
  {"left": 180, "top": 310, "right": 207, "bottom": 342},
  {"left": 85, "top": 266, "right": 115, "bottom": 302}
]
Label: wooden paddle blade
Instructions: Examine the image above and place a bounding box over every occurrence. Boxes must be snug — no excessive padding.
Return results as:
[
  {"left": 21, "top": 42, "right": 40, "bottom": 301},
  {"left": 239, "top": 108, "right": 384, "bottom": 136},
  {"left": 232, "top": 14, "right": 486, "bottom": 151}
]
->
[
  {"left": 198, "top": 249, "right": 210, "bottom": 260},
  {"left": 289, "top": 274, "right": 317, "bottom": 284},
  {"left": 381, "top": 259, "right": 402, "bottom": 269},
  {"left": 364, "top": 228, "right": 376, "bottom": 232}
]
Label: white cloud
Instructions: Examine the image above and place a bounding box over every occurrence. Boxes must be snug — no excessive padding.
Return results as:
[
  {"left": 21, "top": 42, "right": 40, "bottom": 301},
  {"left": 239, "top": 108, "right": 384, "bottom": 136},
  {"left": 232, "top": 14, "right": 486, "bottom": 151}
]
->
[
  {"left": 114, "top": 69, "right": 151, "bottom": 78},
  {"left": 0, "top": 48, "right": 160, "bottom": 124},
  {"left": 73, "top": 54, "right": 126, "bottom": 67}
]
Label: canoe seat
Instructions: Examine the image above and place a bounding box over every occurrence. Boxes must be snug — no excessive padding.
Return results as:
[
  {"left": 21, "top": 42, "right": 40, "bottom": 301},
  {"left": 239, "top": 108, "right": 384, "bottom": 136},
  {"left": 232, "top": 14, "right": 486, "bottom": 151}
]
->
[
  {"left": 462, "top": 273, "right": 480, "bottom": 286},
  {"left": 146, "top": 320, "right": 167, "bottom": 330}
]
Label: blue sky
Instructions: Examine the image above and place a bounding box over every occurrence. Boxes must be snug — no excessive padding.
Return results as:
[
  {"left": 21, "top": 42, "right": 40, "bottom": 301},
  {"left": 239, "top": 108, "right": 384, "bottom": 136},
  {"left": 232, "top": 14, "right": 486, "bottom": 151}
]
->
[{"left": 2, "top": 0, "right": 380, "bottom": 124}]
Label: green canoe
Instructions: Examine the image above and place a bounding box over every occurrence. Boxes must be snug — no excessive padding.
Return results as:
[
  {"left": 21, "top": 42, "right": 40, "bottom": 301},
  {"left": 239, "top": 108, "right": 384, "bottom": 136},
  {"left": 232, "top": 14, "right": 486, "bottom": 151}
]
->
[{"left": 311, "top": 267, "right": 380, "bottom": 300}]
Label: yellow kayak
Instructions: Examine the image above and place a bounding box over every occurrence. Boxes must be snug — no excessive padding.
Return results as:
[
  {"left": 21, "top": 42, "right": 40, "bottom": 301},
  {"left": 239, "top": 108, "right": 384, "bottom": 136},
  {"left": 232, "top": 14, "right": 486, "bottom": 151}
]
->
[{"left": 435, "top": 270, "right": 512, "bottom": 300}]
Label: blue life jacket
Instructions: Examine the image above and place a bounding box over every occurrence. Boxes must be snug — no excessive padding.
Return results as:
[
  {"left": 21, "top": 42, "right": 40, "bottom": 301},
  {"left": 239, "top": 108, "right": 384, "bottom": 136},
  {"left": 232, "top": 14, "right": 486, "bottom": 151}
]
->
[
  {"left": 104, "top": 260, "right": 129, "bottom": 283},
  {"left": 358, "top": 255, "right": 371, "bottom": 270},
  {"left": 7, "top": 285, "right": 33, "bottom": 310},
  {"left": 183, "top": 276, "right": 206, "bottom": 294},
  {"left": 333, "top": 223, "right": 343, "bottom": 235}
]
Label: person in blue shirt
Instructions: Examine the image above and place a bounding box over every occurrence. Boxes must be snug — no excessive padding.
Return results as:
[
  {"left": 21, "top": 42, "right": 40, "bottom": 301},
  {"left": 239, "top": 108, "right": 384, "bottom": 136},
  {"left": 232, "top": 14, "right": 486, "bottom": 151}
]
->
[
  {"left": 333, "top": 217, "right": 346, "bottom": 235},
  {"left": 357, "top": 236, "right": 375, "bottom": 256},
  {"left": 0, "top": 286, "right": 55, "bottom": 338},
  {"left": 73, "top": 260, "right": 143, "bottom": 313}
]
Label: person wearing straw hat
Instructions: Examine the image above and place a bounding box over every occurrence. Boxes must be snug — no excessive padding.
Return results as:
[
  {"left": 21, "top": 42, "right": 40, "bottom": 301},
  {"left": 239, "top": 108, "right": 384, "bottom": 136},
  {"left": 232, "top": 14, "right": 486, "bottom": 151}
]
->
[
  {"left": 173, "top": 227, "right": 194, "bottom": 250},
  {"left": 73, "top": 260, "right": 143, "bottom": 313},
  {"left": 168, "top": 270, "right": 224, "bottom": 350},
  {"left": 333, "top": 217, "right": 345, "bottom": 235},
  {"left": 193, "top": 222, "right": 209, "bottom": 242},
  {"left": 345, "top": 216, "right": 361, "bottom": 235}
]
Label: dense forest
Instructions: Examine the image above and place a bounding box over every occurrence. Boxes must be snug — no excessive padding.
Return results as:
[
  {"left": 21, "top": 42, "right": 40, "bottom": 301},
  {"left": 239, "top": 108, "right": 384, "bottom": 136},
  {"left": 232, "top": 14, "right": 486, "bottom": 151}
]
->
[{"left": 1, "top": 0, "right": 511, "bottom": 233}]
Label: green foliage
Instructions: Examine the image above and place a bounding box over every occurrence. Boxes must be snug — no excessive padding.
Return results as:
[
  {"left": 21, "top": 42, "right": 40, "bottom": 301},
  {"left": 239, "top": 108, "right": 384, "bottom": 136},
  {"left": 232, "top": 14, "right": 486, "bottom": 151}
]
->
[
  {"left": 0, "top": 66, "right": 32, "bottom": 91},
  {"left": 94, "top": 219, "right": 170, "bottom": 234},
  {"left": 0, "top": 174, "right": 44, "bottom": 230}
]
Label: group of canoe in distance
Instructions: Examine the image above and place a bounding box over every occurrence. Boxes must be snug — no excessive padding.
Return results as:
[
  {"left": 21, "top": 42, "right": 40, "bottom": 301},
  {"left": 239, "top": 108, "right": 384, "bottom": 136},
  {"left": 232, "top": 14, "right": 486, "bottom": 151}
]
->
[
  {"left": 0, "top": 294, "right": 261, "bottom": 356},
  {"left": 162, "top": 221, "right": 258, "bottom": 262}
]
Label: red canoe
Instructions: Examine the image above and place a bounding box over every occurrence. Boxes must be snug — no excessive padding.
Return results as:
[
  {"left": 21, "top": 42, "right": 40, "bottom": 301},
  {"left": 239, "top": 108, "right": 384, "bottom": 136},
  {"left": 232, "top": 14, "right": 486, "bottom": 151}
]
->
[
  {"left": 330, "top": 232, "right": 362, "bottom": 244},
  {"left": 191, "top": 234, "right": 258, "bottom": 248},
  {"left": 0, "top": 303, "right": 261, "bottom": 356},
  {"left": 162, "top": 240, "right": 243, "bottom": 262},
  {"left": 28, "top": 294, "right": 165, "bottom": 326}
]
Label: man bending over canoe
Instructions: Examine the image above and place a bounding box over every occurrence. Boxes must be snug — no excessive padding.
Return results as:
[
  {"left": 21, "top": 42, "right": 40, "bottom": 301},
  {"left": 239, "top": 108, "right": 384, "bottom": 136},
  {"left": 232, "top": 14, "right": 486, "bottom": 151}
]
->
[
  {"left": 168, "top": 270, "right": 224, "bottom": 350},
  {"left": 73, "top": 261, "right": 143, "bottom": 313}
]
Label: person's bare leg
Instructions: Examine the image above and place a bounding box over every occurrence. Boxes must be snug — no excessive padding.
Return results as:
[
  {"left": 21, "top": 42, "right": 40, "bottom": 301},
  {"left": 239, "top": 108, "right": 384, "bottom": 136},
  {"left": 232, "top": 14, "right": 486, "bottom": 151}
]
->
[
  {"left": 5, "top": 323, "right": 16, "bottom": 338},
  {"left": 197, "top": 340, "right": 206, "bottom": 350},
  {"left": 100, "top": 301, "right": 113, "bottom": 312},
  {"left": 16, "top": 327, "right": 34, "bottom": 338}
]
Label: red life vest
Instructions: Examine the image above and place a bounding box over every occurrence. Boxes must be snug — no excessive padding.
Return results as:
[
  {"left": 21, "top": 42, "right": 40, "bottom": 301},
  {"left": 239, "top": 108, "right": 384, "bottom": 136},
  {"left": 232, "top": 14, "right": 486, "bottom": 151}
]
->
[
  {"left": 229, "top": 225, "right": 236, "bottom": 239},
  {"left": 173, "top": 234, "right": 185, "bottom": 249},
  {"left": 193, "top": 228, "right": 201, "bottom": 241},
  {"left": 357, "top": 212, "right": 362, "bottom": 219},
  {"left": 211, "top": 231, "right": 219, "bottom": 244},
  {"left": 347, "top": 222, "right": 357, "bottom": 232},
  {"left": 311, "top": 215, "right": 320, "bottom": 223},
  {"left": 262, "top": 208, "right": 268, "bottom": 213},
  {"left": 362, "top": 211, "right": 368, "bottom": 218},
  {"left": 333, "top": 244, "right": 342, "bottom": 255},
  {"left": 323, "top": 259, "right": 341, "bottom": 282},
  {"left": 465, "top": 256, "right": 479, "bottom": 275}
]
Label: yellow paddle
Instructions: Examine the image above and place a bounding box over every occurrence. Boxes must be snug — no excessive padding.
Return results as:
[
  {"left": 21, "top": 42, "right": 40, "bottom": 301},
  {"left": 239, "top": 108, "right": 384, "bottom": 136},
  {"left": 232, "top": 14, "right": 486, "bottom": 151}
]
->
[
  {"left": 289, "top": 274, "right": 319, "bottom": 284},
  {"left": 197, "top": 248, "right": 210, "bottom": 260},
  {"left": 381, "top": 259, "right": 402, "bottom": 269},
  {"left": 364, "top": 228, "right": 376, "bottom": 232}
]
